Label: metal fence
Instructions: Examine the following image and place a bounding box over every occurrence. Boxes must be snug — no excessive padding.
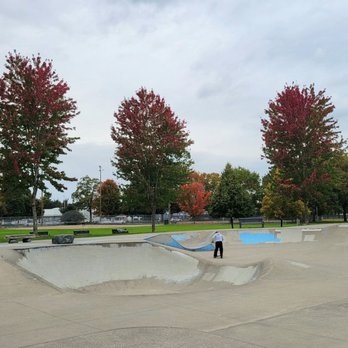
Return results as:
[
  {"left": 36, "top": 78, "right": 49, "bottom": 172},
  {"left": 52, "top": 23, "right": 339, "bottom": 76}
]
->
[
  {"left": 3, "top": 214, "right": 336, "bottom": 228},
  {"left": 0, "top": 214, "right": 172, "bottom": 227},
  {"left": 0, "top": 213, "right": 229, "bottom": 227}
]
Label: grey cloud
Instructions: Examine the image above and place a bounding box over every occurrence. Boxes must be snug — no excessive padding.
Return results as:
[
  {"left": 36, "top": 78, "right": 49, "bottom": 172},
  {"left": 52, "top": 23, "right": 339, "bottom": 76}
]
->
[{"left": 1, "top": 0, "right": 347, "bottom": 199}]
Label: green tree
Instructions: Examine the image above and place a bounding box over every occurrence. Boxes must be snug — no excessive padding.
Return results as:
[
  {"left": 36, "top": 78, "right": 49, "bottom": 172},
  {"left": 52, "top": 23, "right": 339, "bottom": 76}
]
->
[
  {"left": 72, "top": 176, "right": 99, "bottom": 222},
  {"left": 93, "top": 179, "right": 121, "bottom": 216},
  {"left": 42, "top": 194, "right": 62, "bottom": 209},
  {"left": 121, "top": 183, "right": 147, "bottom": 214},
  {"left": 0, "top": 160, "right": 33, "bottom": 216},
  {"left": 201, "top": 172, "right": 220, "bottom": 194},
  {"left": 0, "top": 52, "right": 79, "bottom": 232},
  {"left": 111, "top": 88, "right": 193, "bottom": 232},
  {"left": 260, "top": 169, "right": 309, "bottom": 222},
  {"left": 190, "top": 171, "right": 220, "bottom": 194},
  {"left": 60, "top": 201, "right": 78, "bottom": 214},
  {"left": 209, "top": 163, "right": 261, "bottom": 227},
  {"left": 0, "top": 187, "right": 32, "bottom": 217}
]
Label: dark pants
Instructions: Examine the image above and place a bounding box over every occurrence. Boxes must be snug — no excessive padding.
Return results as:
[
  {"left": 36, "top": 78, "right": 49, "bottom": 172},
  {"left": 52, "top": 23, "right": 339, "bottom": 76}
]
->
[{"left": 214, "top": 241, "right": 223, "bottom": 258}]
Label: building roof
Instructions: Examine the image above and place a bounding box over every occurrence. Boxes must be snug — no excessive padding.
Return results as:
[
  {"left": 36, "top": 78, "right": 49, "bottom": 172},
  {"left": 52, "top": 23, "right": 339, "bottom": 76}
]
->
[{"left": 44, "top": 207, "right": 62, "bottom": 217}]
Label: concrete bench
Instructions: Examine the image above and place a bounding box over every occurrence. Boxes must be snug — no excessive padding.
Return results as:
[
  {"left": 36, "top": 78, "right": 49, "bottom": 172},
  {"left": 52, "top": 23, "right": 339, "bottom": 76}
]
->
[
  {"left": 73, "top": 230, "right": 90, "bottom": 236},
  {"left": 52, "top": 234, "right": 74, "bottom": 244},
  {"left": 5, "top": 235, "right": 33, "bottom": 243},
  {"left": 239, "top": 217, "right": 264, "bottom": 228},
  {"left": 112, "top": 228, "right": 128, "bottom": 234}
]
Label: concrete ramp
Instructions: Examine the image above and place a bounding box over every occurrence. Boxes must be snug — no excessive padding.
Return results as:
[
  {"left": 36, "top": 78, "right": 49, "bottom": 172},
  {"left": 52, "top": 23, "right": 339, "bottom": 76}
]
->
[
  {"left": 14, "top": 243, "right": 261, "bottom": 291},
  {"left": 17, "top": 243, "right": 200, "bottom": 289},
  {"left": 274, "top": 225, "right": 337, "bottom": 243},
  {"left": 146, "top": 233, "right": 215, "bottom": 251}
]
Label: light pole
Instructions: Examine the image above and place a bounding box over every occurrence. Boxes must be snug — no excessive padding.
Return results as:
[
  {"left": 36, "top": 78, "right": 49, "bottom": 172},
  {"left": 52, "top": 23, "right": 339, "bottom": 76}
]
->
[{"left": 99, "top": 165, "right": 102, "bottom": 223}]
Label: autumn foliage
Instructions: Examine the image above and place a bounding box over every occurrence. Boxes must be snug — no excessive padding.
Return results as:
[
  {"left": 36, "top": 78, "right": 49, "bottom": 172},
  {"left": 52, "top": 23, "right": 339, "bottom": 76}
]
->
[
  {"left": 111, "top": 87, "right": 192, "bottom": 231},
  {"left": 0, "top": 51, "right": 79, "bottom": 231},
  {"left": 179, "top": 179, "right": 212, "bottom": 220},
  {"left": 261, "top": 84, "right": 344, "bottom": 220}
]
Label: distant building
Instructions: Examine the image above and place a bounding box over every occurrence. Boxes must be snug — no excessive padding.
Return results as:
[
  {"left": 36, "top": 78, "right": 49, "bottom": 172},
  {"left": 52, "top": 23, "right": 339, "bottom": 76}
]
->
[
  {"left": 42, "top": 208, "right": 62, "bottom": 225},
  {"left": 43, "top": 208, "right": 62, "bottom": 217}
]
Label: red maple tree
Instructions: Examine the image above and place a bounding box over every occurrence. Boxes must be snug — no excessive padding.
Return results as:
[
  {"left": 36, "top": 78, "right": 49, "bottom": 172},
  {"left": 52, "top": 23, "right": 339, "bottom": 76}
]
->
[
  {"left": 0, "top": 52, "right": 79, "bottom": 232},
  {"left": 261, "top": 84, "right": 344, "bottom": 220},
  {"left": 111, "top": 87, "right": 193, "bottom": 232},
  {"left": 179, "top": 179, "right": 212, "bottom": 222}
]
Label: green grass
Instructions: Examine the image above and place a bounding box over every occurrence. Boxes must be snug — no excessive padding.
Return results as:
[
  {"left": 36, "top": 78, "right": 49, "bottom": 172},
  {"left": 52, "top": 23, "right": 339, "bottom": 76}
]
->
[
  {"left": 0, "top": 221, "right": 300, "bottom": 243},
  {"left": 0, "top": 224, "right": 228, "bottom": 243},
  {"left": 314, "top": 219, "right": 347, "bottom": 224},
  {"left": 0, "top": 219, "right": 345, "bottom": 243}
]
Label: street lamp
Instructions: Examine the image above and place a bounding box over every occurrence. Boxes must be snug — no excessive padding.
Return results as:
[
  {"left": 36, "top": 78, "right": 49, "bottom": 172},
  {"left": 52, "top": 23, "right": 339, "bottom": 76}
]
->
[{"left": 99, "top": 165, "right": 102, "bottom": 223}]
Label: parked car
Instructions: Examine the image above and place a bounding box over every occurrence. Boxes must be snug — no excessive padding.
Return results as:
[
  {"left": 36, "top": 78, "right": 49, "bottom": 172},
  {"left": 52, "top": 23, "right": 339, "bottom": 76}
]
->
[
  {"left": 113, "top": 215, "right": 127, "bottom": 224},
  {"left": 170, "top": 217, "right": 182, "bottom": 224}
]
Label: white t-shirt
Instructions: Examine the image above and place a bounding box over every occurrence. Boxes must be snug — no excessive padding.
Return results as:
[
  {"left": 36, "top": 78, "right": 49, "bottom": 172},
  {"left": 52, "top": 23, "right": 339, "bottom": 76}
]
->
[{"left": 213, "top": 232, "right": 224, "bottom": 242}]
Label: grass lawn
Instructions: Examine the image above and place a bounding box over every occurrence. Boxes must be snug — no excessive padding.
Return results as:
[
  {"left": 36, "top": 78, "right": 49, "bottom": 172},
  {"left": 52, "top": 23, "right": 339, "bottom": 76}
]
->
[{"left": 0, "top": 221, "right": 299, "bottom": 243}]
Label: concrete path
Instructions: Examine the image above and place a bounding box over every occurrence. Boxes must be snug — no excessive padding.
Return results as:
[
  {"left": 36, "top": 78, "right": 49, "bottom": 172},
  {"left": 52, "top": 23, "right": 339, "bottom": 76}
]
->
[{"left": 0, "top": 225, "right": 347, "bottom": 347}]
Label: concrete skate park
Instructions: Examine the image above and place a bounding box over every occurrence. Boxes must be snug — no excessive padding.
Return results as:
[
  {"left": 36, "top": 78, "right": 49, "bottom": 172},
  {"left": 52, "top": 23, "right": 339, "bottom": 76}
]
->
[{"left": 0, "top": 224, "right": 347, "bottom": 347}]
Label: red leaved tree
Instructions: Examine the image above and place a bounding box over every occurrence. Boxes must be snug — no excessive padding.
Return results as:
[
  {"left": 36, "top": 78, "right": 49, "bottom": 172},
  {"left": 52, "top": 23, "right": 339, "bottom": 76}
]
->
[
  {"left": 261, "top": 84, "right": 344, "bottom": 222},
  {"left": 111, "top": 87, "right": 193, "bottom": 232},
  {"left": 179, "top": 178, "right": 212, "bottom": 222},
  {"left": 0, "top": 52, "right": 79, "bottom": 232}
]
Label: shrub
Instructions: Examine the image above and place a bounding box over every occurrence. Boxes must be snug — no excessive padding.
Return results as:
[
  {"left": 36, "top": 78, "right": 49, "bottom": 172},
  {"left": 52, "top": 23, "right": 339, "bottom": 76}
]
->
[{"left": 61, "top": 210, "right": 85, "bottom": 225}]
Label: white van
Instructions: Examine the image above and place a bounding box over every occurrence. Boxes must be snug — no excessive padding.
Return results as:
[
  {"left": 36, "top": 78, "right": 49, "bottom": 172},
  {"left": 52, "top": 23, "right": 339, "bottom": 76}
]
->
[{"left": 113, "top": 215, "right": 127, "bottom": 224}]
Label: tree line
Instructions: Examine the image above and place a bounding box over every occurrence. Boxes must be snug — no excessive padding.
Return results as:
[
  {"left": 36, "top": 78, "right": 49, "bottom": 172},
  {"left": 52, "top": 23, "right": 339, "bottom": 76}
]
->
[{"left": 0, "top": 51, "right": 347, "bottom": 232}]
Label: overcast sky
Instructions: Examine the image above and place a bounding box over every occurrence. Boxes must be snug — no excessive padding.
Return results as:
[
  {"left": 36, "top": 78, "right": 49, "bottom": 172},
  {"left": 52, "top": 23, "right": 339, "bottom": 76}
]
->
[{"left": 1, "top": 0, "right": 348, "bottom": 201}]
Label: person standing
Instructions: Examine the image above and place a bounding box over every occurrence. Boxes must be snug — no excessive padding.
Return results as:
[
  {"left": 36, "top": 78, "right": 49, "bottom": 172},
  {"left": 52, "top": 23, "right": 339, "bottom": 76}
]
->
[{"left": 212, "top": 231, "right": 224, "bottom": 258}]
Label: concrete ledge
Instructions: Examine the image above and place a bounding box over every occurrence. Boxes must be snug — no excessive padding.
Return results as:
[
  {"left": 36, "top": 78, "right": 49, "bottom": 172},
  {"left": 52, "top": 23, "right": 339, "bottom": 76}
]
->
[
  {"left": 52, "top": 235, "right": 74, "bottom": 244},
  {"left": 112, "top": 229, "right": 128, "bottom": 234},
  {"left": 302, "top": 228, "right": 322, "bottom": 232}
]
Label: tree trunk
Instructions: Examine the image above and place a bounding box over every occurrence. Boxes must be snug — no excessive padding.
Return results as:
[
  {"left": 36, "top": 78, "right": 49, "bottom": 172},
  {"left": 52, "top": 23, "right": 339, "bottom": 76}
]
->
[
  {"left": 303, "top": 201, "right": 309, "bottom": 224},
  {"left": 31, "top": 166, "right": 39, "bottom": 233},
  {"left": 150, "top": 186, "right": 156, "bottom": 233},
  {"left": 230, "top": 217, "right": 234, "bottom": 229},
  {"left": 89, "top": 207, "right": 92, "bottom": 223},
  {"left": 151, "top": 205, "right": 156, "bottom": 232},
  {"left": 32, "top": 188, "right": 38, "bottom": 233},
  {"left": 343, "top": 205, "right": 347, "bottom": 222},
  {"left": 40, "top": 193, "right": 44, "bottom": 226}
]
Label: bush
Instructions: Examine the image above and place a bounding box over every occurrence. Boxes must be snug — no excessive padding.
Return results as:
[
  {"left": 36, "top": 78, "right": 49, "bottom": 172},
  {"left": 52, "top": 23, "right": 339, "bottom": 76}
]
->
[{"left": 61, "top": 210, "right": 85, "bottom": 225}]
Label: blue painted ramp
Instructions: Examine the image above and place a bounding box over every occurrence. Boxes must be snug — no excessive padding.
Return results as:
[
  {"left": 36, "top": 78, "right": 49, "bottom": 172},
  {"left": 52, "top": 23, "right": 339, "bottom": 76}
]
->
[
  {"left": 146, "top": 234, "right": 214, "bottom": 252},
  {"left": 240, "top": 232, "right": 280, "bottom": 244}
]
